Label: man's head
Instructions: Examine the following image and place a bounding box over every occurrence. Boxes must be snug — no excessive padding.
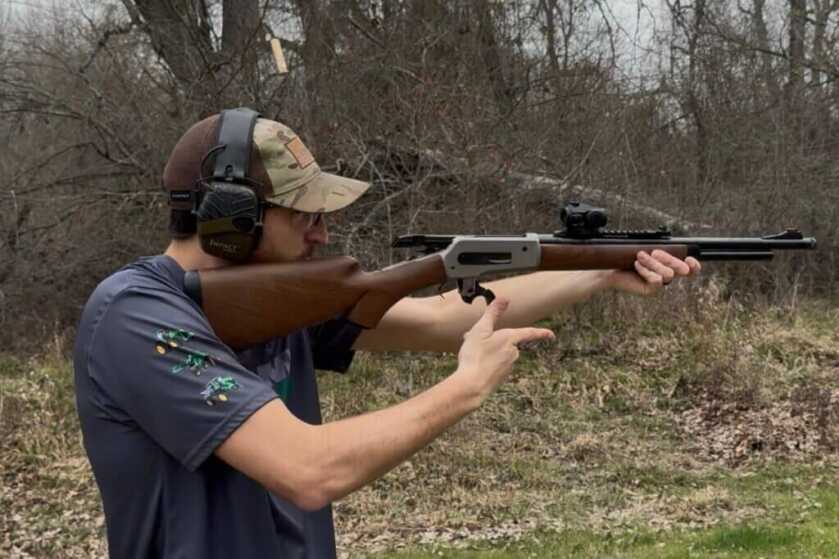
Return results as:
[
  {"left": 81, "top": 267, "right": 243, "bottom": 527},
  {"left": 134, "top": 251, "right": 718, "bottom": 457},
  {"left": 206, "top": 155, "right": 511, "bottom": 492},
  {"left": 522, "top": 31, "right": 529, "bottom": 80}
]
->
[{"left": 163, "top": 108, "right": 369, "bottom": 263}]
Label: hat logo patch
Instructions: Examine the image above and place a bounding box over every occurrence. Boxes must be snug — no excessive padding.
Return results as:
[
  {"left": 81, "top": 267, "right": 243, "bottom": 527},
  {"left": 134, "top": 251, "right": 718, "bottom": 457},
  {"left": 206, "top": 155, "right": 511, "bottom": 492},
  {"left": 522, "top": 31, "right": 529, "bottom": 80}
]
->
[{"left": 285, "top": 137, "right": 315, "bottom": 169}]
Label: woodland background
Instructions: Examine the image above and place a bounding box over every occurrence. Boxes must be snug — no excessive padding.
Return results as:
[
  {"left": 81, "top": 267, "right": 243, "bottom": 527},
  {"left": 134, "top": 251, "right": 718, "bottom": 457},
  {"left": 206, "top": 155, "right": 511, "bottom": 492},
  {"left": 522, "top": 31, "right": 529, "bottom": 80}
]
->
[
  {"left": 1, "top": 0, "right": 836, "bottom": 352},
  {"left": 2, "top": 2, "right": 839, "bottom": 557}
]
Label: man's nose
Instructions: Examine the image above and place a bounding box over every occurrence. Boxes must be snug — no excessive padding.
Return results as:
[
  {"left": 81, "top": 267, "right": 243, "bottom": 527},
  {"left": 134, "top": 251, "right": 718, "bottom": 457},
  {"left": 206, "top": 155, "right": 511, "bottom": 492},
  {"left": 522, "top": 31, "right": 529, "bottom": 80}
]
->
[{"left": 304, "top": 219, "right": 328, "bottom": 245}]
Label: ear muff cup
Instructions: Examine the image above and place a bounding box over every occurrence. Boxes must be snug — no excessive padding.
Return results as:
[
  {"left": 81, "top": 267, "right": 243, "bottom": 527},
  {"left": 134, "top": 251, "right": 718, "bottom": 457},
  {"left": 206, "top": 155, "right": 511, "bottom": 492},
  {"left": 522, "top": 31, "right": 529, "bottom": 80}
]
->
[
  {"left": 192, "top": 107, "right": 263, "bottom": 261},
  {"left": 196, "top": 182, "right": 263, "bottom": 261}
]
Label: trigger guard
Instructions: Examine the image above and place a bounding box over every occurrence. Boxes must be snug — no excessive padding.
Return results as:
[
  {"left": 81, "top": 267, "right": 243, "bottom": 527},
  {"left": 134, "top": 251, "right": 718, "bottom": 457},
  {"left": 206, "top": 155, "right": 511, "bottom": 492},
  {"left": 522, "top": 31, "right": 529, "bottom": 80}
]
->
[{"left": 458, "top": 279, "right": 496, "bottom": 305}]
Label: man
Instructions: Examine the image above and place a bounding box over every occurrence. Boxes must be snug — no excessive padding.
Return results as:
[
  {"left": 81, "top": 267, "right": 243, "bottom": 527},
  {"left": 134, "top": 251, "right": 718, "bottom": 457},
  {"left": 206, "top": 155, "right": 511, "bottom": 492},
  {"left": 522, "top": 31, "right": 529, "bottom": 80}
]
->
[{"left": 73, "top": 109, "right": 700, "bottom": 558}]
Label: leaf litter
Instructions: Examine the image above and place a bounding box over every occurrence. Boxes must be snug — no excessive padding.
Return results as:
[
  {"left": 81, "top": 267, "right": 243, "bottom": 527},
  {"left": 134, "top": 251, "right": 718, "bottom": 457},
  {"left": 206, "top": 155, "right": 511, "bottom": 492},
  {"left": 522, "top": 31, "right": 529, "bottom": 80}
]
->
[{"left": 2, "top": 295, "right": 839, "bottom": 557}]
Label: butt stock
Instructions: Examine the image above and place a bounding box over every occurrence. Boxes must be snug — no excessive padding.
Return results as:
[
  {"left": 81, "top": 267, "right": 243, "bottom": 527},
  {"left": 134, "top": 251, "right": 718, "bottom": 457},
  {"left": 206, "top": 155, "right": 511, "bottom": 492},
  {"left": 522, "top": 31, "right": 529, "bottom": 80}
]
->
[{"left": 184, "top": 254, "right": 447, "bottom": 348}]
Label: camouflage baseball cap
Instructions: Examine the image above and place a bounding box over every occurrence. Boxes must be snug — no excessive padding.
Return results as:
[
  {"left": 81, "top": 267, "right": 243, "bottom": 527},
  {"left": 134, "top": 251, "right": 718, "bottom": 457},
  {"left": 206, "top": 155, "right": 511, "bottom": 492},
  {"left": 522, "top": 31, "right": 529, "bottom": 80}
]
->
[{"left": 163, "top": 113, "right": 369, "bottom": 213}]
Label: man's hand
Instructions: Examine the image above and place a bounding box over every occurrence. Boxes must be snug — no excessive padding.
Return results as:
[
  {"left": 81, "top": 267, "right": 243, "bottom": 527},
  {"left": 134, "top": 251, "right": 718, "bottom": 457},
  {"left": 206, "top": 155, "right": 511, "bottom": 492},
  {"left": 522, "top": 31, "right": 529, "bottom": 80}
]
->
[
  {"left": 608, "top": 250, "right": 701, "bottom": 296},
  {"left": 454, "top": 297, "right": 555, "bottom": 404}
]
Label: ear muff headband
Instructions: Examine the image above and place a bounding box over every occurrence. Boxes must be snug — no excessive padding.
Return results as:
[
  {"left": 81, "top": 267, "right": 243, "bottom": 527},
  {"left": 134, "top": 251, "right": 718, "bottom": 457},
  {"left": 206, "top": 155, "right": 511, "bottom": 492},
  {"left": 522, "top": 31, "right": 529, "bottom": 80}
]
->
[
  {"left": 195, "top": 107, "right": 263, "bottom": 261},
  {"left": 212, "top": 108, "right": 258, "bottom": 181}
]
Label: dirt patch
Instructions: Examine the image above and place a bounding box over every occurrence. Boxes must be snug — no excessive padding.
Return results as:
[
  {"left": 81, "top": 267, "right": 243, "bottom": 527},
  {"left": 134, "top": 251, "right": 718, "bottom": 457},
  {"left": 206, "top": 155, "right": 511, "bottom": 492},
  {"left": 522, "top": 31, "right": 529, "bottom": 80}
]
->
[{"left": 675, "top": 389, "right": 839, "bottom": 466}]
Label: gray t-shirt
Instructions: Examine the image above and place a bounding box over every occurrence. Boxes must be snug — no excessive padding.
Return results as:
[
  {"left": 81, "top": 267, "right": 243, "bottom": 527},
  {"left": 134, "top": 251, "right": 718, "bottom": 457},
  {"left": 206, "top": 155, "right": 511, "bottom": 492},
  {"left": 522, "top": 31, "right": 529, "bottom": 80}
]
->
[{"left": 73, "top": 255, "right": 362, "bottom": 558}]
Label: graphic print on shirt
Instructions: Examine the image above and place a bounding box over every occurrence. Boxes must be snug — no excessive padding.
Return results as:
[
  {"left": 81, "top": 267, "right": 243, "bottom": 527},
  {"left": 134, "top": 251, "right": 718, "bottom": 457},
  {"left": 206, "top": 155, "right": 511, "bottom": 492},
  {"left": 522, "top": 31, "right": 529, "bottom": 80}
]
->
[
  {"left": 154, "top": 328, "right": 216, "bottom": 375},
  {"left": 201, "top": 376, "right": 240, "bottom": 406},
  {"left": 255, "top": 339, "right": 293, "bottom": 402}
]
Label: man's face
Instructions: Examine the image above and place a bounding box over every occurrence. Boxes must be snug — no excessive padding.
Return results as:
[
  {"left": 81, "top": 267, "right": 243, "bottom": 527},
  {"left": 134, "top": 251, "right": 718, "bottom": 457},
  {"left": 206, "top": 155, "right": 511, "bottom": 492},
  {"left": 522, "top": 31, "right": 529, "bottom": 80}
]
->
[{"left": 250, "top": 205, "right": 328, "bottom": 263}]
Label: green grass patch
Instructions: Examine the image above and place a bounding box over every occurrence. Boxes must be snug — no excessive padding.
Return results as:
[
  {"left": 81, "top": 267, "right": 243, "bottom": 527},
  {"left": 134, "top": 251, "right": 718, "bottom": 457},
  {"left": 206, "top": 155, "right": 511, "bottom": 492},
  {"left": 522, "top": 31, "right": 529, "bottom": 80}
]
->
[
  {"left": 0, "top": 355, "right": 24, "bottom": 378},
  {"left": 694, "top": 525, "right": 801, "bottom": 554},
  {"left": 374, "top": 485, "right": 839, "bottom": 558}
]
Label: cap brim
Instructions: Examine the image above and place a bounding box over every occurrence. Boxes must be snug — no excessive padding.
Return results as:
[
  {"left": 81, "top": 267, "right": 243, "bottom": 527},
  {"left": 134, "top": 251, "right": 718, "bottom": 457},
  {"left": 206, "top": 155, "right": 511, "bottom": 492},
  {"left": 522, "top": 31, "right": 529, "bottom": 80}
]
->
[{"left": 265, "top": 171, "right": 370, "bottom": 213}]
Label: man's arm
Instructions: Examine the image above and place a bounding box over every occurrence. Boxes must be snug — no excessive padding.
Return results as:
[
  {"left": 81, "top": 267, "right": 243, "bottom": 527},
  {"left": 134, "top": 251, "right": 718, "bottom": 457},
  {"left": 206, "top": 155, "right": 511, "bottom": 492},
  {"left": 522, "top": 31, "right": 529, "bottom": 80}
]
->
[
  {"left": 216, "top": 299, "right": 554, "bottom": 511},
  {"left": 216, "top": 372, "right": 478, "bottom": 511},
  {"left": 354, "top": 250, "right": 700, "bottom": 353}
]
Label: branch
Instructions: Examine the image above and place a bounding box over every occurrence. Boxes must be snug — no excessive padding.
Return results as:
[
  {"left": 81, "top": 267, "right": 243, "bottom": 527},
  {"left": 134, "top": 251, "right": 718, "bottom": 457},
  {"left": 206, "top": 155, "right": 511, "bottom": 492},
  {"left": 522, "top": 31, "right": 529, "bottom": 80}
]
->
[
  {"left": 361, "top": 139, "right": 713, "bottom": 233},
  {"left": 79, "top": 22, "right": 136, "bottom": 74},
  {"left": 704, "top": 14, "right": 839, "bottom": 80},
  {"left": 347, "top": 15, "right": 385, "bottom": 48},
  {"left": 505, "top": 171, "right": 714, "bottom": 232}
]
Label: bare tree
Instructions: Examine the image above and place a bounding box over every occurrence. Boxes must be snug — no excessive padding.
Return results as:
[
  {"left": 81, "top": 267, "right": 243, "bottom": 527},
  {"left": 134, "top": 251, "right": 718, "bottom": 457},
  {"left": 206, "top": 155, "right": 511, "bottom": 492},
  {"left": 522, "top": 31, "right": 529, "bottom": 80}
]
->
[{"left": 120, "top": 0, "right": 265, "bottom": 111}]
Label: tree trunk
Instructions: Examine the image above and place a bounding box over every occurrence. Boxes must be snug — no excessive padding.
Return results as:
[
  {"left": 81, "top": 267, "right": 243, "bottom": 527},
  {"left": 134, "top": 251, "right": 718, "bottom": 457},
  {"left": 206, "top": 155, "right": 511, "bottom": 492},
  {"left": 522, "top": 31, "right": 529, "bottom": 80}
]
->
[
  {"left": 811, "top": 0, "right": 831, "bottom": 86},
  {"left": 221, "top": 0, "right": 261, "bottom": 98},
  {"left": 127, "top": 0, "right": 217, "bottom": 107},
  {"left": 541, "top": 0, "right": 562, "bottom": 81},
  {"left": 785, "top": 0, "right": 807, "bottom": 114},
  {"left": 473, "top": 0, "right": 514, "bottom": 115},
  {"left": 687, "top": 0, "right": 708, "bottom": 186},
  {"left": 294, "top": 0, "right": 337, "bottom": 136},
  {"left": 751, "top": 0, "right": 781, "bottom": 102},
  {"left": 125, "top": 0, "right": 262, "bottom": 112}
]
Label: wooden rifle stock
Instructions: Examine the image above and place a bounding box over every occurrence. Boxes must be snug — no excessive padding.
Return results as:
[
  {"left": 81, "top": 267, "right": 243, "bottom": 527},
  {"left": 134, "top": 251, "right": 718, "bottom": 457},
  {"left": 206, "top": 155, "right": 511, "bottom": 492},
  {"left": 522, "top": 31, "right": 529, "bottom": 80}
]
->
[{"left": 184, "top": 254, "right": 447, "bottom": 348}]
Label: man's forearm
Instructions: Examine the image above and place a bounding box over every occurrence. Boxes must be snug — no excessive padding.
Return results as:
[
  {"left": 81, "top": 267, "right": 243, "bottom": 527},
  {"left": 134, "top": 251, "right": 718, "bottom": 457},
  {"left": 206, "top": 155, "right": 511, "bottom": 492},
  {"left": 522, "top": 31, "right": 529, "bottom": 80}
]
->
[
  {"left": 311, "top": 371, "right": 479, "bottom": 507},
  {"left": 219, "top": 370, "right": 481, "bottom": 511},
  {"left": 430, "top": 270, "right": 614, "bottom": 352}
]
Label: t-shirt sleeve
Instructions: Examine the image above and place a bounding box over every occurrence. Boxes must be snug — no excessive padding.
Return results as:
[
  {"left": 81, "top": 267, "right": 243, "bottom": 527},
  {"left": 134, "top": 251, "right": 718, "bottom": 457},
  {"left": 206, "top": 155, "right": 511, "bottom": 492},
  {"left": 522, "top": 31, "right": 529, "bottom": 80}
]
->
[
  {"left": 85, "top": 286, "right": 278, "bottom": 471},
  {"left": 307, "top": 316, "right": 364, "bottom": 373}
]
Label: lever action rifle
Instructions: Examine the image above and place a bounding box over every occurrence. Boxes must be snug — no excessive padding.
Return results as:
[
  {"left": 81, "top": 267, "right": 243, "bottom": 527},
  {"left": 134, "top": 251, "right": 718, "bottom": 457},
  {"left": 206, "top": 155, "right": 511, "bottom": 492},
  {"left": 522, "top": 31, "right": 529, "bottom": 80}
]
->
[{"left": 184, "top": 202, "right": 816, "bottom": 348}]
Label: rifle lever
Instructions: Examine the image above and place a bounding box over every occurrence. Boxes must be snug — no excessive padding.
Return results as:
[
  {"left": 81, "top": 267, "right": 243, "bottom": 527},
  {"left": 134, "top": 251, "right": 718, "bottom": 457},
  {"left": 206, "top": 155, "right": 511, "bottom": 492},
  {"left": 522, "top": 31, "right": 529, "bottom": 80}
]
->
[{"left": 457, "top": 278, "right": 496, "bottom": 305}]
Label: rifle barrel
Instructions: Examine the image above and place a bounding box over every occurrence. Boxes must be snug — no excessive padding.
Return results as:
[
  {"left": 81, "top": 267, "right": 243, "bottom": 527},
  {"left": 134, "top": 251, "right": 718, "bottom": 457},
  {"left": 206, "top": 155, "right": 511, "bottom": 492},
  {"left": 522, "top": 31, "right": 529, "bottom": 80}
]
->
[
  {"left": 537, "top": 235, "right": 816, "bottom": 249},
  {"left": 394, "top": 233, "right": 817, "bottom": 258}
]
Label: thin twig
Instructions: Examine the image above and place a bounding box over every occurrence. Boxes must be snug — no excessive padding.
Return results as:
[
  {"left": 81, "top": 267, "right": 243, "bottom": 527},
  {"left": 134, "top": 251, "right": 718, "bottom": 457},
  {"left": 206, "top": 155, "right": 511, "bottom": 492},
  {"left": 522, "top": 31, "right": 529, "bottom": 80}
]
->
[{"left": 347, "top": 15, "right": 385, "bottom": 49}]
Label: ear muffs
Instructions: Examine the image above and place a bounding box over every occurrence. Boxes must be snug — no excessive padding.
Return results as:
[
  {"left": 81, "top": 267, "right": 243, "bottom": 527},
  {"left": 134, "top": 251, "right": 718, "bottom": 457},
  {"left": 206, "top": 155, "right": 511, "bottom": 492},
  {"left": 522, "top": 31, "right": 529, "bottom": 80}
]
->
[
  {"left": 194, "top": 107, "right": 262, "bottom": 261},
  {"left": 196, "top": 182, "right": 263, "bottom": 261}
]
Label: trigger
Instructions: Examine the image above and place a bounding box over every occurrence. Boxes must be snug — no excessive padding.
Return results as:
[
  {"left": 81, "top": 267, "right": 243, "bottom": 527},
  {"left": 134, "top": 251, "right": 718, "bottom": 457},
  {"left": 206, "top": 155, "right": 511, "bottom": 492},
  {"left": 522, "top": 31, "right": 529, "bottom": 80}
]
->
[{"left": 479, "top": 285, "right": 496, "bottom": 305}]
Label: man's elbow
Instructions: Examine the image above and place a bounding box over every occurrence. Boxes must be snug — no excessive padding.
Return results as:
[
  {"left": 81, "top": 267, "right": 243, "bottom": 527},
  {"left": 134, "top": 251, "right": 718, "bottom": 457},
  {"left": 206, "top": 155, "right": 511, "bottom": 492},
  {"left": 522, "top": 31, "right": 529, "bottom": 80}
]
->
[
  {"left": 264, "top": 445, "right": 346, "bottom": 512},
  {"left": 217, "top": 402, "right": 344, "bottom": 511},
  {"left": 264, "top": 465, "right": 331, "bottom": 512},
  {"left": 290, "top": 486, "right": 332, "bottom": 513}
]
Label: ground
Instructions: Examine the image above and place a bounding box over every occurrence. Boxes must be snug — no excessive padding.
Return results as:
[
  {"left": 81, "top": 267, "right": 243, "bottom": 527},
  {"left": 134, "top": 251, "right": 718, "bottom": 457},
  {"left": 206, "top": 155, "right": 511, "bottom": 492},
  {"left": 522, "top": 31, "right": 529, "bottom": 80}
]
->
[{"left": 1, "top": 280, "right": 837, "bottom": 558}]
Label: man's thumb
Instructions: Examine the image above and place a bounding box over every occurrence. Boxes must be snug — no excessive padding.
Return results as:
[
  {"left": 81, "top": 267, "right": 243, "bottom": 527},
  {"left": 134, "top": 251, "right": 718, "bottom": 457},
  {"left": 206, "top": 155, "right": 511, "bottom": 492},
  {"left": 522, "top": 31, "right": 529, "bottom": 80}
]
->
[{"left": 471, "top": 297, "right": 509, "bottom": 334}]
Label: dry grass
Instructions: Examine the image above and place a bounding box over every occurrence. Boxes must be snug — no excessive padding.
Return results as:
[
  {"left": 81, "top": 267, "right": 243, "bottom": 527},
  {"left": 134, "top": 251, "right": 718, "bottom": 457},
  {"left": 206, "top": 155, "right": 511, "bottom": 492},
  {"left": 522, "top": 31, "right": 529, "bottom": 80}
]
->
[
  {"left": 0, "top": 336, "right": 107, "bottom": 559},
  {"left": 1, "top": 281, "right": 838, "bottom": 558}
]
